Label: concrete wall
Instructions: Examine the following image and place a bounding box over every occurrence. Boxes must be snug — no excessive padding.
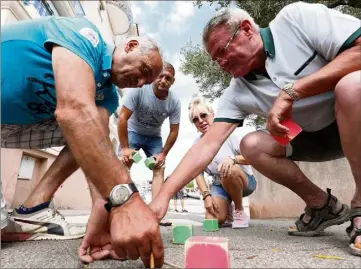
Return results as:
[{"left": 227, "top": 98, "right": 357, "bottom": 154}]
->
[
  {"left": 249, "top": 157, "right": 354, "bottom": 218},
  {"left": 1, "top": 148, "right": 91, "bottom": 210}
]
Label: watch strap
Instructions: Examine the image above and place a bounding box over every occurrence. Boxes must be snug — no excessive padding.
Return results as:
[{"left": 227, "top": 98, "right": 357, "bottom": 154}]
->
[
  {"left": 104, "top": 197, "right": 112, "bottom": 213},
  {"left": 128, "top": 182, "right": 138, "bottom": 193}
]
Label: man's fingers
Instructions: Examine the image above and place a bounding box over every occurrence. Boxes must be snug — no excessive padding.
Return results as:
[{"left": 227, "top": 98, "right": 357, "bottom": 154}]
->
[
  {"left": 138, "top": 242, "right": 152, "bottom": 268},
  {"left": 276, "top": 123, "right": 289, "bottom": 133},
  {"left": 78, "top": 240, "right": 93, "bottom": 263},
  {"left": 79, "top": 253, "right": 94, "bottom": 264},
  {"left": 109, "top": 249, "right": 125, "bottom": 260},
  {"left": 150, "top": 234, "right": 164, "bottom": 268},
  {"left": 113, "top": 247, "right": 127, "bottom": 260},
  {"left": 126, "top": 245, "right": 140, "bottom": 260},
  {"left": 91, "top": 249, "right": 111, "bottom": 260}
]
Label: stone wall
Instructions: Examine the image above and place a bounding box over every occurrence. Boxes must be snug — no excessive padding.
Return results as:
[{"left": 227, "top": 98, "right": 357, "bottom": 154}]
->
[{"left": 248, "top": 158, "right": 355, "bottom": 218}]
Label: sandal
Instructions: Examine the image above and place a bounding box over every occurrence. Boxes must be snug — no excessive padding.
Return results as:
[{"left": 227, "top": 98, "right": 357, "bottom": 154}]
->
[
  {"left": 288, "top": 188, "right": 349, "bottom": 236},
  {"left": 346, "top": 208, "right": 361, "bottom": 256}
]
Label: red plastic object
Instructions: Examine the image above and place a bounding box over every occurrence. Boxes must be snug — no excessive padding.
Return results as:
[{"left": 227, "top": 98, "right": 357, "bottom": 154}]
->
[
  {"left": 271, "top": 119, "right": 302, "bottom": 146},
  {"left": 184, "top": 236, "right": 230, "bottom": 268}
]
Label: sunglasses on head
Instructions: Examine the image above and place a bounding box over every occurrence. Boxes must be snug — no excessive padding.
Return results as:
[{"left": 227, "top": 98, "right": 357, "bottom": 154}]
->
[{"left": 192, "top": 113, "right": 209, "bottom": 124}]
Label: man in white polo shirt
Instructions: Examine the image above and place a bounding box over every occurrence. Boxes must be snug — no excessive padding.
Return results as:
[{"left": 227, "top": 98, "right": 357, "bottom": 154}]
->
[{"left": 149, "top": 2, "right": 361, "bottom": 256}]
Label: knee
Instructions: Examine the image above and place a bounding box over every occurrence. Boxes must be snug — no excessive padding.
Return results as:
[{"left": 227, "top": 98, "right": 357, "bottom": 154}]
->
[
  {"left": 240, "top": 132, "right": 264, "bottom": 162},
  {"left": 221, "top": 166, "right": 246, "bottom": 187},
  {"left": 335, "top": 71, "right": 361, "bottom": 107}
]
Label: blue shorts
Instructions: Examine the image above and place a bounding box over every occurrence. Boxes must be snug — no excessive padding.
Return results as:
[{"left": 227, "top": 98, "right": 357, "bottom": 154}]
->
[
  {"left": 121, "top": 131, "right": 163, "bottom": 158},
  {"left": 210, "top": 174, "right": 257, "bottom": 203}
]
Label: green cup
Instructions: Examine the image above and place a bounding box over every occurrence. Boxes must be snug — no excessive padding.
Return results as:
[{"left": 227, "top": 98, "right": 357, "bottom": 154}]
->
[
  {"left": 144, "top": 156, "right": 156, "bottom": 170},
  {"left": 131, "top": 151, "right": 142, "bottom": 163}
]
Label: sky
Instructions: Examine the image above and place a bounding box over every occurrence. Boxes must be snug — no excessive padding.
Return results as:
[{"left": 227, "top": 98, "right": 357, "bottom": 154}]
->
[{"left": 126, "top": 1, "right": 255, "bottom": 187}]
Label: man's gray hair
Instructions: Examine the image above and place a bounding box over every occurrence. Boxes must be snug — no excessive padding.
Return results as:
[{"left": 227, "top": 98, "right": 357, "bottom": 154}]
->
[
  {"left": 124, "top": 35, "right": 162, "bottom": 56},
  {"left": 202, "top": 8, "right": 260, "bottom": 49}
]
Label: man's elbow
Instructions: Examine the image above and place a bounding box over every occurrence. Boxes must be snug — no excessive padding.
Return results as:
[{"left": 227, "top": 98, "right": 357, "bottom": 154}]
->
[{"left": 55, "top": 101, "right": 92, "bottom": 125}]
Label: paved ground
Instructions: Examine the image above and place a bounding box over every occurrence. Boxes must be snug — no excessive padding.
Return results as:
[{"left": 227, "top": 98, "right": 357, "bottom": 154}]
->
[{"left": 1, "top": 199, "right": 360, "bottom": 268}]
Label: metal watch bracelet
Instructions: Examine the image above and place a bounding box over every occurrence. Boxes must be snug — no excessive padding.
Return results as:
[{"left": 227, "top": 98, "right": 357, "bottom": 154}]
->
[{"left": 281, "top": 83, "right": 300, "bottom": 101}]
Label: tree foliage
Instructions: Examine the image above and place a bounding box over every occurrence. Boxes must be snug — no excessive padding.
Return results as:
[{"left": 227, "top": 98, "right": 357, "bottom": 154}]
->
[{"left": 180, "top": 0, "right": 360, "bottom": 127}]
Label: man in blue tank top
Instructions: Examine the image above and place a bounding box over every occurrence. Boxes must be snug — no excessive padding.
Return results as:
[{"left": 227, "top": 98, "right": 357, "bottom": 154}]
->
[{"left": 1, "top": 16, "right": 165, "bottom": 267}]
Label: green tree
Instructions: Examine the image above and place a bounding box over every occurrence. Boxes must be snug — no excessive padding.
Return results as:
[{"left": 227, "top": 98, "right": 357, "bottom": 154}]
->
[
  {"left": 186, "top": 180, "right": 195, "bottom": 189},
  {"left": 180, "top": 1, "right": 360, "bottom": 128}
]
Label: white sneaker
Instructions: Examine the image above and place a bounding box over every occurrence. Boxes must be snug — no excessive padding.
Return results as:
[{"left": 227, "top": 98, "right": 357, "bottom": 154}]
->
[
  {"left": 2, "top": 201, "right": 86, "bottom": 241},
  {"left": 1, "top": 205, "right": 9, "bottom": 230},
  {"left": 232, "top": 209, "right": 249, "bottom": 229}
]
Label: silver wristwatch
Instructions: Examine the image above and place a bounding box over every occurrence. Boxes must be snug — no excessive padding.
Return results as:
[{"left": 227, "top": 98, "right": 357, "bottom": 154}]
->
[
  {"left": 281, "top": 82, "right": 300, "bottom": 101},
  {"left": 104, "top": 183, "right": 138, "bottom": 212}
]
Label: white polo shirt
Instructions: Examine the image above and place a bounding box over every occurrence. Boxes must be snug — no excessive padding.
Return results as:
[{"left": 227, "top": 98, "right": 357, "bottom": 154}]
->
[{"left": 215, "top": 2, "right": 361, "bottom": 132}]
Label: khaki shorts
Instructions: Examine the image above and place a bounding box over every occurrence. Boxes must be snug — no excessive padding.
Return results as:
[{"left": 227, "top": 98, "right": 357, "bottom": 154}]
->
[
  {"left": 262, "top": 121, "right": 343, "bottom": 162},
  {"left": 1, "top": 119, "right": 65, "bottom": 149},
  {"left": 287, "top": 121, "right": 344, "bottom": 162}
]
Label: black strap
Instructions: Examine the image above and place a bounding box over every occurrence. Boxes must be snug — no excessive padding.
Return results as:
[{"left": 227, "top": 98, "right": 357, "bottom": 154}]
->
[
  {"left": 203, "top": 193, "right": 212, "bottom": 200},
  {"left": 104, "top": 197, "right": 112, "bottom": 213}
]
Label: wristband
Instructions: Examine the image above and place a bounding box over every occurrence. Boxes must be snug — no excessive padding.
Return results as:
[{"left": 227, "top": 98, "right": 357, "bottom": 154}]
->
[{"left": 203, "top": 193, "right": 212, "bottom": 200}]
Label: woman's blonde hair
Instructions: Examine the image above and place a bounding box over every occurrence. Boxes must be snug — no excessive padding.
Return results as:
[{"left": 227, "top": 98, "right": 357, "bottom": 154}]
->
[{"left": 188, "top": 97, "right": 214, "bottom": 123}]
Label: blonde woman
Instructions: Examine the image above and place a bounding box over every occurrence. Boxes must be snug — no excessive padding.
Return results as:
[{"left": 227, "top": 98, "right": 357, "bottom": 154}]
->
[{"left": 189, "top": 97, "right": 256, "bottom": 228}]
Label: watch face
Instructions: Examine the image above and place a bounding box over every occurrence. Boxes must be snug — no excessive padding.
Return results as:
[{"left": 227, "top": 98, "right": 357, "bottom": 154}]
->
[{"left": 112, "top": 186, "right": 129, "bottom": 204}]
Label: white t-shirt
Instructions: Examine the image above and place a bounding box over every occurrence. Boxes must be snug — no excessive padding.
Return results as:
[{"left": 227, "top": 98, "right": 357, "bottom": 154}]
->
[
  {"left": 122, "top": 85, "right": 181, "bottom": 137},
  {"left": 215, "top": 2, "right": 361, "bottom": 132},
  {"left": 196, "top": 130, "right": 253, "bottom": 185}
]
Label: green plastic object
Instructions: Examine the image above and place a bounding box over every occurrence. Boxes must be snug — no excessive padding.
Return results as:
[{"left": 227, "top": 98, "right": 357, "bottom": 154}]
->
[
  {"left": 144, "top": 156, "right": 156, "bottom": 170},
  {"left": 131, "top": 151, "right": 142, "bottom": 163},
  {"left": 172, "top": 225, "right": 193, "bottom": 244},
  {"left": 203, "top": 219, "right": 219, "bottom": 232}
]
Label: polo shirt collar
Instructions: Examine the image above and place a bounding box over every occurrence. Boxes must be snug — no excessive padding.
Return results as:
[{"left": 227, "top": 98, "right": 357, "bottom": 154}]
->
[{"left": 260, "top": 27, "right": 275, "bottom": 59}]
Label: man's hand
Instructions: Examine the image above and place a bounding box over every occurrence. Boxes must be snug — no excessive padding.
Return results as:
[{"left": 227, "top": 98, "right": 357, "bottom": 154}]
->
[
  {"left": 154, "top": 152, "right": 166, "bottom": 169},
  {"left": 204, "top": 195, "right": 219, "bottom": 216},
  {"left": 120, "top": 148, "right": 135, "bottom": 167},
  {"left": 217, "top": 158, "right": 235, "bottom": 178},
  {"left": 78, "top": 199, "right": 122, "bottom": 263},
  {"left": 267, "top": 91, "right": 294, "bottom": 137},
  {"left": 109, "top": 193, "right": 164, "bottom": 268}
]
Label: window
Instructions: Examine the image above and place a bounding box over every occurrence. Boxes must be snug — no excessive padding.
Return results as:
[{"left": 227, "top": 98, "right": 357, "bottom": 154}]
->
[
  {"left": 18, "top": 155, "right": 36, "bottom": 180},
  {"left": 70, "top": 0, "right": 85, "bottom": 16},
  {"left": 22, "top": 0, "right": 57, "bottom": 17}
]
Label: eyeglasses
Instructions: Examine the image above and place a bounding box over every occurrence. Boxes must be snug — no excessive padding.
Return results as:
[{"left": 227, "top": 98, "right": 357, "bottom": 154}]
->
[
  {"left": 192, "top": 113, "right": 209, "bottom": 124},
  {"left": 213, "top": 24, "right": 240, "bottom": 65}
]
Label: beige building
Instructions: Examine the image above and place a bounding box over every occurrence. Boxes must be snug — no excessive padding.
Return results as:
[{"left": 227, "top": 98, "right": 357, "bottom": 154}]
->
[{"left": 1, "top": 0, "right": 137, "bottom": 210}]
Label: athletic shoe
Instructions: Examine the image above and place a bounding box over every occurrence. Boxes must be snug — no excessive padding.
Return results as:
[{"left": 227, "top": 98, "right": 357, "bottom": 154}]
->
[
  {"left": 1, "top": 201, "right": 86, "bottom": 241},
  {"left": 232, "top": 210, "right": 249, "bottom": 229}
]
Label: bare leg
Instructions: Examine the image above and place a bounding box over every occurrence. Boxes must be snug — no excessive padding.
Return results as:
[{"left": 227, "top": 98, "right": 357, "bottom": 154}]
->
[
  {"left": 173, "top": 199, "right": 177, "bottom": 211},
  {"left": 334, "top": 71, "right": 361, "bottom": 247},
  {"left": 23, "top": 146, "right": 79, "bottom": 207},
  {"left": 221, "top": 166, "right": 247, "bottom": 211},
  {"left": 181, "top": 199, "right": 185, "bottom": 210},
  {"left": 152, "top": 167, "right": 165, "bottom": 200},
  {"left": 240, "top": 132, "right": 328, "bottom": 208}
]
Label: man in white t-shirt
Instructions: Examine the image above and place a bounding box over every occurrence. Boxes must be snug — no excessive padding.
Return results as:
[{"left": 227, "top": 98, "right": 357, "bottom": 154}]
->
[
  {"left": 149, "top": 2, "right": 361, "bottom": 256},
  {"left": 118, "top": 62, "right": 181, "bottom": 225}
]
